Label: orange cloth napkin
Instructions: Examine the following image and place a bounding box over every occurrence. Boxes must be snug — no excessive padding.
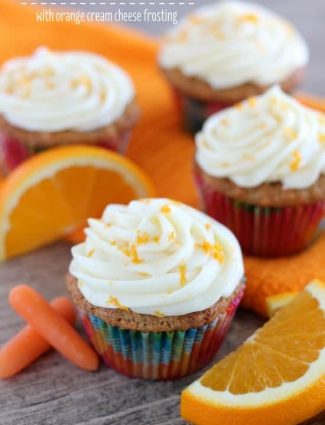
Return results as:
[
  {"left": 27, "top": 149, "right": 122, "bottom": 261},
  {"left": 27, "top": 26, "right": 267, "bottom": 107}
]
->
[
  {"left": 243, "top": 232, "right": 325, "bottom": 317},
  {"left": 0, "top": 0, "right": 324, "bottom": 317}
]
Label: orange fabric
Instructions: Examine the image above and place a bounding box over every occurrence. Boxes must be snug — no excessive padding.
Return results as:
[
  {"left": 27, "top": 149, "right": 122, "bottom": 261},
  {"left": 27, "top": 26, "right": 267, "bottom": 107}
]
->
[
  {"left": 0, "top": 0, "right": 324, "bottom": 316},
  {"left": 243, "top": 232, "right": 325, "bottom": 317}
]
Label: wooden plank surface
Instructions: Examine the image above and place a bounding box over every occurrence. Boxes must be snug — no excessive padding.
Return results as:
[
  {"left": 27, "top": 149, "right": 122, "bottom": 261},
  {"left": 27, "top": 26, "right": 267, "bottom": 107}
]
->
[
  {"left": 0, "top": 242, "right": 262, "bottom": 425},
  {"left": 1, "top": 1, "right": 324, "bottom": 424},
  {"left": 0, "top": 244, "right": 323, "bottom": 424}
]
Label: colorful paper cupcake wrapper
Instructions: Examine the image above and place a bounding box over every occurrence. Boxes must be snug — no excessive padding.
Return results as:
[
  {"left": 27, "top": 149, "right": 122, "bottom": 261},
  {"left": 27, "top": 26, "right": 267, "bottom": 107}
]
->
[
  {"left": 80, "top": 288, "right": 244, "bottom": 380},
  {"left": 174, "top": 89, "right": 231, "bottom": 134},
  {"left": 0, "top": 131, "right": 131, "bottom": 175},
  {"left": 195, "top": 172, "right": 325, "bottom": 257}
]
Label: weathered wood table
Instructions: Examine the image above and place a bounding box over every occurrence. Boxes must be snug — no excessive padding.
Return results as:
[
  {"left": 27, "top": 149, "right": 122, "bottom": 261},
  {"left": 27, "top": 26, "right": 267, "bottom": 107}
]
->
[
  {"left": 1, "top": 0, "right": 324, "bottom": 424},
  {"left": 1, "top": 243, "right": 323, "bottom": 425},
  {"left": 0, "top": 243, "right": 263, "bottom": 425}
]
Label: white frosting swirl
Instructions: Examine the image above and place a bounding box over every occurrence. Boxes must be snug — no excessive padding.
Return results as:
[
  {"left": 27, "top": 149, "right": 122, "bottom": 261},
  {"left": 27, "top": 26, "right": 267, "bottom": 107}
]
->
[
  {"left": 0, "top": 47, "right": 135, "bottom": 132},
  {"left": 196, "top": 86, "right": 325, "bottom": 189},
  {"left": 69, "top": 199, "right": 243, "bottom": 316},
  {"left": 159, "top": 1, "right": 308, "bottom": 89}
]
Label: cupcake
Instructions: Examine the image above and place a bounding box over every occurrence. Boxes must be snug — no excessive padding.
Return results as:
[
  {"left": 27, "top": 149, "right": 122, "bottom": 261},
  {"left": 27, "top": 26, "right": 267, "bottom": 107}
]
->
[
  {"left": 159, "top": 1, "right": 309, "bottom": 133},
  {"left": 195, "top": 86, "right": 325, "bottom": 257},
  {"left": 0, "top": 47, "right": 139, "bottom": 175},
  {"left": 67, "top": 198, "right": 244, "bottom": 380}
]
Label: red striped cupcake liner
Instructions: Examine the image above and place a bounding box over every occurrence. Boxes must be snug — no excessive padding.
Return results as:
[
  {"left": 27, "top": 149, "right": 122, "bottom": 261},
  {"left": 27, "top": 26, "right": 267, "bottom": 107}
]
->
[
  {"left": 0, "top": 130, "right": 131, "bottom": 175},
  {"left": 80, "top": 286, "right": 244, "bottom": 380},
  {"left": 195, "top": 171, "right": 325, "bottom": 257}
]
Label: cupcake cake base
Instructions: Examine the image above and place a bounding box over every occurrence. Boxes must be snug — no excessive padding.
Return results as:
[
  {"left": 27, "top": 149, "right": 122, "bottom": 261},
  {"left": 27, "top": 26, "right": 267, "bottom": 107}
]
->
[
  {"left": 0, "top": 100, "right": 139, "bottom": 175},
  {"left": 67, "top": 274, "right": 245, "bottom": 380},
  {"left": 163, "top": 67, "right": 304, "bottom": 133}
]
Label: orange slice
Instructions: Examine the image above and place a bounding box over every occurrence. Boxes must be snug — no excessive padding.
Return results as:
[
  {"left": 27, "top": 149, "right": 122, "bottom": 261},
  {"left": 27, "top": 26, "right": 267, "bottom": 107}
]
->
[
  {"left": 266, "top": 291, "right": 299, "bottom": 318},
  {"left": 181, "top": 279, "right": 325, "bottom": 425},
  {"left": 0, "top": 145, "right": 155, "bottom": 261}
]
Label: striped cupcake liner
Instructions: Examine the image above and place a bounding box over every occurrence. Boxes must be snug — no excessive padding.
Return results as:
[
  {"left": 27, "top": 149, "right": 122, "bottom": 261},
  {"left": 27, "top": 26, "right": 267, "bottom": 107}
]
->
[
  {"left": 195, "top": 172, "right": 325, "bottom": 257},
  {"left": 80, "top": 288, "right": 244, "bottom": 380},
  {"left": 0, "top": 130, "right": 130, "bottom": 175},
  {"left": 173, "top": 89, "right": 231, "bottom": 134}
]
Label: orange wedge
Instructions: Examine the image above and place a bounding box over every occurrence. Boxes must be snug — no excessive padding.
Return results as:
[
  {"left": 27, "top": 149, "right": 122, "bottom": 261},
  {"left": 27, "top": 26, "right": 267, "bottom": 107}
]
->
[
  {"left": 181, "top": 279, "right": 325, "bottom": 425},
  {"left": 266, "top": 291, "right": 299, "bottom": 318},
  {"left": 0, "top": 145, "right": 155, "bottom": 261}
]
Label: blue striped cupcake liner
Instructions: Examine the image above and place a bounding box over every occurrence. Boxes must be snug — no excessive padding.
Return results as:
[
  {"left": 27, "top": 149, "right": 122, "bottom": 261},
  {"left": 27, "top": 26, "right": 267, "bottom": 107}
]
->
[{"left": 80, "top": 288, "right": 243, "bottom": 380}]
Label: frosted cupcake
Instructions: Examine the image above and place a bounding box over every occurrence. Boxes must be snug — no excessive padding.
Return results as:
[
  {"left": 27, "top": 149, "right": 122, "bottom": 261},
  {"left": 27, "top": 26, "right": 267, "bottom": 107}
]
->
[
  {"left": 195, "top": 86, "right": 325, "bottom": 257},
  {"left": 67, "top": 198, "right": 244, "bottom": 380},
  {"left": 0, "top": 47, "right": 138, "bottom": 174},
  {"left": 159, "top": 1, "right": 309, "bottom": 133}
]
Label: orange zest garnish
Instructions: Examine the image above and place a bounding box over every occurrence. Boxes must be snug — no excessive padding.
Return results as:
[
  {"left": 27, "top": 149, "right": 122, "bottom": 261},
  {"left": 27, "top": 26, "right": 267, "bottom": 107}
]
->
[
  {"left": 237, "top": 13, "right": 259, "bottom": 24},
  {"left": 120, "top": 243, "right": 142, "bottom": 264},
  {"left": 46, "top": 81, "right": 55, "bottom": 89},
  {"left": 179, "top": 264, "right": 187, "bottom": 286},
  {"left": 196, "top": 239, "right": 225, "bottom": 263},
  {"left": 247, "top": 97, "right": 257, "bottom": 108},
  {"left": 108, "top": 296, "right": 128, "bottom": 311},
  {"left": 211, "top": 240, "right": 225, "bottom": 262},
  {"left": 168, "top": 231, "right": 176, "bottom": 242},
  {"left": 319, "top": 133, "right": 325, "bottom": 144},
  {"left": 154, "top": 310, "right": 165, "bottom": 318},
  {"left": 188, "top": 14, "right": 205, "bottom": 25},
  {"left": 136, "top": 231, "right": 150, "bottom": 245},
  {"left": 138, "top": 272, "right": 150, "bottom": 277},
  {"left": 40, "top": 67, "right": 54, "bottom": 78},
  {"left": 100, "top": 90, "right": 106, "bottom": 102},
  {"left": 130, "top": 244, "right": 142, "bottom": 264},
  {"left": 210, "top": 28, "right": 225, "bottom": 40},
  {"left": 86, "top": 249, "right": 95, "bottom": 257},
  {"left": 160, "top": 204, "right": 171, "bottom": 214},
  {"left": 290, "top": 150, "right": 302, "bottom": 171},
  {"left": 71, "top": 75, "right": 92, "bottom": 90},
  {"left": 196, "top": 241, "right": 212, "bottom": 255},
  {"left": 173, "top": 30, "right": 188, "bottom": 43},
  {"left": 284, "top": 127, "right": 297, "bottom": 141},
  {"left": 243, "top": 153, "right": 255, "bottom": 161}
]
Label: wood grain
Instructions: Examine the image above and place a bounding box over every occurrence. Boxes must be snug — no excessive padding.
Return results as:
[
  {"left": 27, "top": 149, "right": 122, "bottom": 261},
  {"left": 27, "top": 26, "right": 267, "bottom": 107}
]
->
[
  {"left": 0, "top": 245, "right": 323, "bottom": 425},
  {"left": 1, "top": 1, "right": 324, "bottom": 424},
  {"left": 0, "top": 243, "right": 261, "bottom": 425}
]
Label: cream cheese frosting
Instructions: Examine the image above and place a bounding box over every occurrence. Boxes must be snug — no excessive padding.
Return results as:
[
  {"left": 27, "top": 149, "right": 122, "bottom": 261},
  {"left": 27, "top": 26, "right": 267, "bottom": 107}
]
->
[
  {"left": 69, "top": 198, "right": 244, "bottom": 316},
  {"left": 159, "top": 1, "right": 308, "bottom": 89},
  {"left": 196, "top": 86, "right": 325, "bottom": 189},
  {"left": 0, "top": 47, "right": 135, "bottom": 132}
]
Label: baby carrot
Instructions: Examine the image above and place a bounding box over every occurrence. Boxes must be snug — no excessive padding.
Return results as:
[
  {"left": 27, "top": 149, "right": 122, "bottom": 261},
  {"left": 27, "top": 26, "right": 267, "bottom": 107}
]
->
[
  {"left": 9, "top": 285, "right": 99, "bottom": 372},
  {"left": 0, "top": 297, "right": 76, "bottom": 379}
]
